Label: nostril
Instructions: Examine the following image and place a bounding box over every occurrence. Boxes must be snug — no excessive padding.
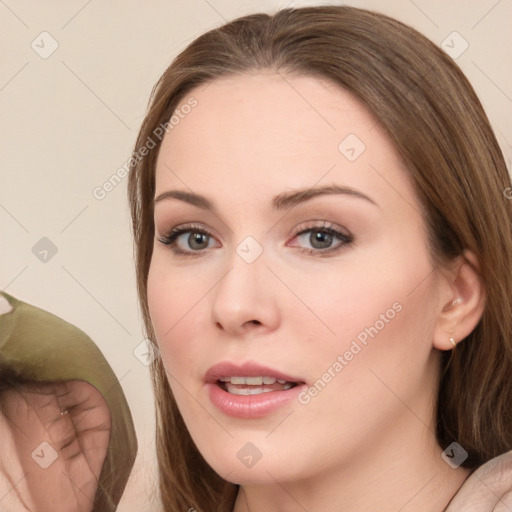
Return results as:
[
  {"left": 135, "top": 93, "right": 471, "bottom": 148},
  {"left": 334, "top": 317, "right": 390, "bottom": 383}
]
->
[{"left": 214, "top": 319, "right": 262, "bottom": 330}]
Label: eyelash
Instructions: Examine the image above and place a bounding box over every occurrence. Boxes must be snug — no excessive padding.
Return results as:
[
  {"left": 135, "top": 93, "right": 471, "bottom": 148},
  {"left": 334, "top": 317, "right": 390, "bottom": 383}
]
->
[{"left": 157, "top": 221, "right": 353, "bottom": 257}]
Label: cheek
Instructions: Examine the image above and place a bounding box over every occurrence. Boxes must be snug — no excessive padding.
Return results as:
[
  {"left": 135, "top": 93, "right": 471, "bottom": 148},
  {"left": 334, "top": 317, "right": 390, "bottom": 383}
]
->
[
  {"left": 283, "top": 254, "right": 438, "bottom": 464},
  {"left": 296, "top": 238, "right": 437, "bottom": 374},
  {"left": 304, "top": 254, "right": 438, "bottom": 417},
  {"left": 147, "top": 256, "right": 209, "bottom": 379}
]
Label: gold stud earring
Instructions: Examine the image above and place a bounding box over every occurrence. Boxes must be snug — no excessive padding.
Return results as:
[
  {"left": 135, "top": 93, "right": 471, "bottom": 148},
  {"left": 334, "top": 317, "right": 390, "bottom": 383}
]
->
[{"left": 449, "top": 330, "right": 456, "bottom": 347}]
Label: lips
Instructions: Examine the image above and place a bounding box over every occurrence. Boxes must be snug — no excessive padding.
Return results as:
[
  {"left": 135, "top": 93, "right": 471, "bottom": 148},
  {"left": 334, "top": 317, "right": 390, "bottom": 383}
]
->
[
  {"left": 204, "top": 361, "right": 306, "bottom": 386},
  {"left": 204, "top": 361, "right": 307, "bottom": 418}
]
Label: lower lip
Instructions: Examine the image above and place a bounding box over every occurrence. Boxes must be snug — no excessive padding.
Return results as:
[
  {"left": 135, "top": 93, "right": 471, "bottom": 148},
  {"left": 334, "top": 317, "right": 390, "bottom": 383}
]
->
[{"left": 206, "top": 382, "right": 307, "bottom": 419}]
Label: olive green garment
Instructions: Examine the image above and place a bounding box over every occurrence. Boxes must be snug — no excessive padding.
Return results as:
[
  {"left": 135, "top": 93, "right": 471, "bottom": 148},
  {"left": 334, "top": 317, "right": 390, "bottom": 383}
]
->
[{"left": 0, "top": 291, "right": 138, "bottom": 511}]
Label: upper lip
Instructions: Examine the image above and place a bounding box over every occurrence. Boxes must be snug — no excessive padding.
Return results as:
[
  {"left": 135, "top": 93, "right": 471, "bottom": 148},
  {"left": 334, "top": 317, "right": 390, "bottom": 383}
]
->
[{"left": 204, "top": 361, "right": 306, "bottom": 384}]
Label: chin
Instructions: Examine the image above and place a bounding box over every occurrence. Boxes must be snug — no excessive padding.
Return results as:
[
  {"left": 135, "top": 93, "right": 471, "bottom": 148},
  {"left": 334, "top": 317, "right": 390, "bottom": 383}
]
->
[
  {"left": 219, "top": 466, "right": 289, "bottom": 486},
  {"left": 203, "top": 446, "right": 306, "bottom": 485}
]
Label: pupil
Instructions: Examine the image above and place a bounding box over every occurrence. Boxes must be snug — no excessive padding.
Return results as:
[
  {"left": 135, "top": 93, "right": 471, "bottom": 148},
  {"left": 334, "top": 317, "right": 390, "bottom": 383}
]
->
[
  {"left": 189, "top": 233, "right": 208, "bottom": 250},
  {"left": 311, "top": 231, "right": 332, "bottom": 249}
]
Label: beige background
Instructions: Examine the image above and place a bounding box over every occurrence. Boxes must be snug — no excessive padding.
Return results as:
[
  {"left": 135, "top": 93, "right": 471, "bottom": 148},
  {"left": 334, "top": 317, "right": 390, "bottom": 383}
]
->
[{"left": 1, "top": 0, "right": 511, "bottom": 510}]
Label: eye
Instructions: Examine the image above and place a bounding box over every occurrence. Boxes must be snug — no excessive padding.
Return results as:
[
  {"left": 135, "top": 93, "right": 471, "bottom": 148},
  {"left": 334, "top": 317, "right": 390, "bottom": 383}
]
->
[
  {"left": 289, "top": 221, "right": 353, "bottom": 256},
  {"left": 157, "top": 221, "right": 353, "bottom": 257},
  {"left": 157, "top": 223, "right": 218, "bottom": 256}
]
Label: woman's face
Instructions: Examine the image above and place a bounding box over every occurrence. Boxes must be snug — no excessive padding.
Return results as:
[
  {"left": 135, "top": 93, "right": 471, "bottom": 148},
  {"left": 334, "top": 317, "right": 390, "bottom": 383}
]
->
[{"left": 148, "top": 72, "right": 447, "bottom": 484}]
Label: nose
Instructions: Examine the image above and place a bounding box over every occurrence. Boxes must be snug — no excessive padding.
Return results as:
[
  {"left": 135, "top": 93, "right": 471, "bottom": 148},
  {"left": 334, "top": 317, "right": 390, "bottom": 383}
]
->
[{"left": 211, "top": 246, "right": 280, "bottom": 336}]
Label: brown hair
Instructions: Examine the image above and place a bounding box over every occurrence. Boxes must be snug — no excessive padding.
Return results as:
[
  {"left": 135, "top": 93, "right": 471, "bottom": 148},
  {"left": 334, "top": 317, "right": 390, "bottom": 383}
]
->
[{"left": 127, "top": 5, "right": 512, "bottom": 511}]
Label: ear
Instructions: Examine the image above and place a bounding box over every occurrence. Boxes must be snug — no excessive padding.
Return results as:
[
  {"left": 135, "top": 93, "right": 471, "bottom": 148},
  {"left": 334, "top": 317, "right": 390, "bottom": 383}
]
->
[{"left": 433, "top": 250, "right": 486, "bottom": 351}]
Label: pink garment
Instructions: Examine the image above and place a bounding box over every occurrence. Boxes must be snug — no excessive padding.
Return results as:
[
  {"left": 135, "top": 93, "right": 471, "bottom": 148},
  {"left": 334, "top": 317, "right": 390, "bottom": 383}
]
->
[{"left": 446, "top": 450, "right": 512, "bottom": 511}]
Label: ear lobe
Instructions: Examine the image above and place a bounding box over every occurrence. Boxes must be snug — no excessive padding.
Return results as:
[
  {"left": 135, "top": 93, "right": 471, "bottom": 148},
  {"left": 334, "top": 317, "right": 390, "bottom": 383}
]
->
[{"left": 433, "top": 250, "right": 486, "bottom": 351}]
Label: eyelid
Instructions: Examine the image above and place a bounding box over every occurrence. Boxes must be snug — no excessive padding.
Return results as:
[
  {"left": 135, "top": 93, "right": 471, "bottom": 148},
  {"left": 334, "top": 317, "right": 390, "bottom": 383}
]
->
[
  {"left": 157, "top": 222, "right": 212, "bottom": 241},
  {"left": 156, "top": 222, "right": 220, "bottom": 255},
  {"left": 290, "top": 220, "right": 351, "bottom": 239},
  {"left": 157, "top": 220, "right": 353, "bottom": 256},
  {"left": 286, "top": 220, "right": 353, "bottom": 255}
]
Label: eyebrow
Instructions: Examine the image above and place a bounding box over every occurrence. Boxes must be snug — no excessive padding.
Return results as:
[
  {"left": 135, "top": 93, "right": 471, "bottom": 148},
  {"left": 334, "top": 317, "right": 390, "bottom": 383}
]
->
[{"left": 153, "top": 184, "right": 378, "bottom": 212}]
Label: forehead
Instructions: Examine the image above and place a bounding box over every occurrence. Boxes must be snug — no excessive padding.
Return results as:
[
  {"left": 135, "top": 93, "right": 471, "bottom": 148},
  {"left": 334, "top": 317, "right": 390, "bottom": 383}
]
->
[{"left": 154, "top": 72, "right": 414, "bottom": 212}]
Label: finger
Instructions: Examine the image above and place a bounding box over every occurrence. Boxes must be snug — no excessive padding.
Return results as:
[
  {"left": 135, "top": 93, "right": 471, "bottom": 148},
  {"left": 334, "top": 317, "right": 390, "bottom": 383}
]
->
[
  {"left": 13, "top": 384, "right": 74, "bottom": 453},
  {"left": 22, "top": 381, "right": 111, "bottom": 484},
  {"left": 55, "top": 381, "right": 111, "bottom": 483},
  {"left": 2, "top": 382, "right": 111, "bottom": 511},
  {"left": 2, "top": 387, "right": 99, "bottom": 512},
  {"left": 55, "top": 380, "right": 112, "bottom": 435}
]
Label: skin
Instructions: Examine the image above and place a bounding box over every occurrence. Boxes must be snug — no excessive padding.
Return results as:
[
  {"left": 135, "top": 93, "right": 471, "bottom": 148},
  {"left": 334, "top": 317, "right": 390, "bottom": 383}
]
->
[
  {"left": 147, "top": 72, "right": 485, "bottom": 512},
  {"left": 0, "top": 380, "right": 110, "bottom": 512}
]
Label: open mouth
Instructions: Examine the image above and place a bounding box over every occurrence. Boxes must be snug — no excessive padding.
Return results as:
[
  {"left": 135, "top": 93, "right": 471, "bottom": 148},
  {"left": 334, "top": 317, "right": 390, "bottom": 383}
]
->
[
  {"left": 207, "top": 370, "right": 307, "bottom": 418},
  {"left": 217, "top": 376, "right": 300, "bottom": 395}
]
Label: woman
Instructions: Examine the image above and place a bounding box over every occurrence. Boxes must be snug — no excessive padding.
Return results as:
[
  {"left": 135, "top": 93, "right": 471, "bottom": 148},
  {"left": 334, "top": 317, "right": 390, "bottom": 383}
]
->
[{"left": 127, "top": 5, "right": 512, "bottom": 512}]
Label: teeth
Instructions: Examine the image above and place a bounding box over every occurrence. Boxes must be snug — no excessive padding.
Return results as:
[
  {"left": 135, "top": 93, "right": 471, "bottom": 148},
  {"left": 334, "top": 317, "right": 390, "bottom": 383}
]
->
[
  {"left": 225, "top": 382, "right": 294, "bottom": 395},
  {"left": 218, "top": 376, "right": 285, "bottom": 385},
  {"left": 242, "top": 376, "right": 262, "bottom": 385},
  {"left": 216, "top": 376, "right": 299, "bottom": 395}
]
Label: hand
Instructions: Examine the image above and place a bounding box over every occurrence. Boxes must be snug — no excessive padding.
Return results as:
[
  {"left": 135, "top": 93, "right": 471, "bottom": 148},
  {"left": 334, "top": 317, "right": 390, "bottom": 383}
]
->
[{"left": 0, "top": 379, "right": 111, "bottom": 512}]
